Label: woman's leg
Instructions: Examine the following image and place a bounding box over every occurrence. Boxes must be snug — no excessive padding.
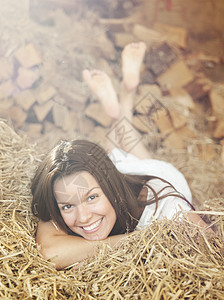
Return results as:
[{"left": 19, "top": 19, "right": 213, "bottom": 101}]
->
[
  {"left": 118, "top": 42, "right": 151, "bottom": 159},
  {"left": 82, "top": 69, "right": 120, "bottom": 120},
  {"left": 82, "top": 42, "right": 151, "bottom": 159},
  {"left": 82, "top": 69, "right": 121, "bottom": 153}
]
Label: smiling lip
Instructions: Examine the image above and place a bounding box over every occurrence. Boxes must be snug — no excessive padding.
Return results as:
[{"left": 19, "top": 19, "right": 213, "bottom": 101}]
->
[{"left": 82, "top": 218, "right": 103, "bottom": 232}]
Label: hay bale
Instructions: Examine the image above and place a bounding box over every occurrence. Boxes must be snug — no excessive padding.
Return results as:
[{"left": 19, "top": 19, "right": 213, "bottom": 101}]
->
[{"left": 0, "top": 119, "right": 224, "bottom": 299}]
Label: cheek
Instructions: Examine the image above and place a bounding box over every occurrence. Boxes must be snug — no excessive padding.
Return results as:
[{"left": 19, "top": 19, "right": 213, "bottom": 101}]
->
[{"left": 61, "top": 212, "right": 75, "bottom": 227}]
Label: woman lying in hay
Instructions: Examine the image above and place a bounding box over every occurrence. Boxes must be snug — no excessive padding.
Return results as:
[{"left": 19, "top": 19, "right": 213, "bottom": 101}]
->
[{"left": 31, "top": 42, "right": 214, "bottom": 270}]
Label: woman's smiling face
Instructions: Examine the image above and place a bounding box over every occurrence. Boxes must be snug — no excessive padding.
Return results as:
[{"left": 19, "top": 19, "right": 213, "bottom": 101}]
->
[{"left": 54, "top": 171, "right": 117, "bottom": 241}]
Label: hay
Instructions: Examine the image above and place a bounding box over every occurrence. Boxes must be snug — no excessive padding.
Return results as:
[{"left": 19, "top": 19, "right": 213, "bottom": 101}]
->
[{"left": 0, "top": 119, "right": 224, "bottom": 299}]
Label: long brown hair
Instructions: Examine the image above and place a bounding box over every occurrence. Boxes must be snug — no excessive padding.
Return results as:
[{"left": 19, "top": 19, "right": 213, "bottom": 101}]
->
[{"left": 31, "top": 140, "right": 193, "bottom": 235}]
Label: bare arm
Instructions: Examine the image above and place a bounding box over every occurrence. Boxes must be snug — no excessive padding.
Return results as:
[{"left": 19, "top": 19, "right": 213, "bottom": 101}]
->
[
  {"left": 36, "top": 220, "right": 125, "bottom": 270},
  {"left": 185, "top": 211, "right": 215, "bottom": 234}
]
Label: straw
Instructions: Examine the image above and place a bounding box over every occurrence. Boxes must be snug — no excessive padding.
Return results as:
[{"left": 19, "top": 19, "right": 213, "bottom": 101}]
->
[{"left": 0, "top": 119, "right": 224, "bottom": 299}]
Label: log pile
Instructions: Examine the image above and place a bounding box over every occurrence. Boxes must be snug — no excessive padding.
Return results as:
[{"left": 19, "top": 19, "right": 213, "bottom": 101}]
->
[{"left": 0, "top": 0, "right": 224, "bottom": 161}]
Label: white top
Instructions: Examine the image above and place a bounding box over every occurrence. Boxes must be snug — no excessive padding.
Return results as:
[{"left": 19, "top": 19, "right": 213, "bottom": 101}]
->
[{"left": 109, "top": 148, "right": 192, "bottom": 229}]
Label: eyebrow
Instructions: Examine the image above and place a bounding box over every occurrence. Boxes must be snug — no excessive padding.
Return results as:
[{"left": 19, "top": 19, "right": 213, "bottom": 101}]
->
[
  {"left": 86, "top": 186, "right": 100, "bottom": 196},
  {"left": 56, "top": 186, "right": 101, "bottom": 205}
]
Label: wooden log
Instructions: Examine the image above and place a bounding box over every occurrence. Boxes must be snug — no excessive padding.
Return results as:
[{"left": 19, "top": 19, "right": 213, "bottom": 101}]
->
[
  {"left": 163, "top": 132, "right": 185, "bottom": 149},
  {"left": 113, "top": 32, "right": 136, "bottom": 48},
  {"left": 132, "top": 24, "right": 165, "bottom": 47},
  {"left": 77, "top": 116, "right": 96, "bottom": 136},
  {"left": 153, "top": 22, "right": 187, "bottom": 48},
  {"left": 220, "top": 140, "right": 224, "bottom": 163},
  {"left": 88, "top": 126, "right": 108, "bottom": 146},
  {"left": 0, "top": 80, "right": 15, "bottom": 99},
  {"left": 33, "top": 100, "right": 54, "bottom": 122},
  {"left": 62, "top": 111, "right": 78, "bottom": 132},
  {"left": 198, "top": 143, "right": 217, "bottom": 162},
  {"left": 37, "top": 85, "right": 57, "bottom": 104},
  {"left": 213, "top": 120, "right": 224, "bottom": 139},
  {"left": 157, "top": 60, "right": 194, "bottom": 89},
  {"left": 14, "top": 43, "right": 42, "bottom": 68},
  {"left": 133, "top": 115, "right": 151, "bottom": 133},
  {"left": 52, "top": 103, "right": 70, "bottom": 128},
  {"left": 170, "top": 110, "right": 187, "bottom": 129},
  {"left": 169, "top": 88, "right": 195, "bottom": 110},
  {"left": 0, "top": 98, "right": 14, "bottom": 117},
  {"left": 16, "top": 67, "right": 40, "bottom": 90},
  {"left": 209, "top": 89, "right": 224, "bottom": 121},
  {"left": 25, "top": 123, "right": 43, "bottom": 135},
  {"left": 145, "top": 43, "right": 178, "bottom": 77},
  {"left": 8, "top": 106, "right": 27, "bottom": 128},
  {"left": 138, "top": 84, "right": 162, "bottom": 99},
  {"left": 0, "top": 57, "right": 14, "bottom": 82},
  {"left": 141, "top": 69, "right": 156, "bottom": 85},
  {"left": 15, "top": 90, "right": 36, "bottom": 111},
  {"left": 134, "top": 84, "right": 162, "bottom": 114},
  {"left": 85, "top": 102, "right": 112, "bottom": 127},
  {"left": 185, "top": 75, "right": 211, "bottom": 100},
  {"left": 175, "top": 126, "right": 197, "bottom": 139},
  {"left": 99, "top": 12, "right": 141, "bottom": 32},
  {"left": 151, "top": 109, "right": 174, "bottom": 135}
]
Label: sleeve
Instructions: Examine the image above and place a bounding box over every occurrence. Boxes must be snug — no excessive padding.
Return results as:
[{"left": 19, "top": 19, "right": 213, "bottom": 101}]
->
[
  {"left": 108, "top": 148, "right": 192, "bottom": 203},
  {"left": 137, "top": 179, "right": 192, "bottom": 230}
]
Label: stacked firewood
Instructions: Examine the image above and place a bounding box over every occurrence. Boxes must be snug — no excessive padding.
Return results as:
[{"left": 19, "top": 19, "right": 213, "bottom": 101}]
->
[
  {"left": 0, "top": 0, "right": 223, "bottom": 160},
  {"left": 110, "top": 21, "right": 224, "bottom": 160}
]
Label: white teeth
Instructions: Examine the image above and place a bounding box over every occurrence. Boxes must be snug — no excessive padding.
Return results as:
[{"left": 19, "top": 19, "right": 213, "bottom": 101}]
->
[{"left": 82, "top": 219, "right": 102, "bottom": 231}]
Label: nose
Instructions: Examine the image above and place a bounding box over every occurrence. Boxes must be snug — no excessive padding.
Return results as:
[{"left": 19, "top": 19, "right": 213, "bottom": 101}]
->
[{"left": 76, "top": 203, "right": 92, "bottom": 224}]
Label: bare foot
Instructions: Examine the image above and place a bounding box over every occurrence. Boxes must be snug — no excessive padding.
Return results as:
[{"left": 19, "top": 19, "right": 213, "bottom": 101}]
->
[
  {"left": 82, "top": 69, "right": 120, "bottom": 119},
  {"left": 122, "top": 42, "right": 146, "bottom": 92}
]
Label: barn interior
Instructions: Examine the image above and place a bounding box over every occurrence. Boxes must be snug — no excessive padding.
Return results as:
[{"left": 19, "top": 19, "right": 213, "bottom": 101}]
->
[{"left": 0, "top": 0, "right": 224, "bottom": 298}]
